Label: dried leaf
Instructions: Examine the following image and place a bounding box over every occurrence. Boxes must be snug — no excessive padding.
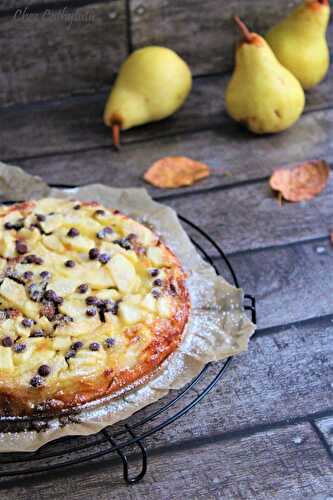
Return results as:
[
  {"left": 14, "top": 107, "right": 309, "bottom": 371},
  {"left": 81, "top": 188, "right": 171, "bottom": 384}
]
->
[
  {"left": 144, "top": 156, "right": 210, "bottom": 189},
  {"left": 269, "top": 160, "right": 330, "bottom": 202}
]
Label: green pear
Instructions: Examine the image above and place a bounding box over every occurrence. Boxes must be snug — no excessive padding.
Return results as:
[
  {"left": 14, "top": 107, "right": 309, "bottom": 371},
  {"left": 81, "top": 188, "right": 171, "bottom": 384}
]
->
[
  {"left": 266, "top": 0, "right": 330, "bottom": 90},
  {"left": 225, "top": 17, "right": 305, "bottom": 134},
  {"left": 104, "top": 46, "right": 192, "bottom": 146}
]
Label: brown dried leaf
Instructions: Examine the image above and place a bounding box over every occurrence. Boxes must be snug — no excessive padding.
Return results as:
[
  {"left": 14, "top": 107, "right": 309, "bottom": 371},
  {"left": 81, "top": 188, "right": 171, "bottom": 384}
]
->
[
  {"left": 269, "top": 160, "right": 330, "bottom": 202},
  {"left": 144, "top": 156, "right": 210, "bottom": 189}
]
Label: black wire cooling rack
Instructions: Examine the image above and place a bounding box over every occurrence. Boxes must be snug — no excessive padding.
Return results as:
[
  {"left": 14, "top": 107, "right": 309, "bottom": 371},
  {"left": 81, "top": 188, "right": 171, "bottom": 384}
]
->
[{"left": 0, "top": 214, "right": 256, "bottom": 485}]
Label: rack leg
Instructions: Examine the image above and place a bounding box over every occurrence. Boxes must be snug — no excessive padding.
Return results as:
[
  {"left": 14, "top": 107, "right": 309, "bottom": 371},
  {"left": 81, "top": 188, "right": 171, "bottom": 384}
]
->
[{"left": 102, "top": 426, "right": 148, "bottom": 484}]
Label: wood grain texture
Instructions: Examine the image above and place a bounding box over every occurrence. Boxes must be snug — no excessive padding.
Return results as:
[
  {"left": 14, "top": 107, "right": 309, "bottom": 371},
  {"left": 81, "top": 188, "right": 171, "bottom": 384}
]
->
[
  {"left": 228, "top": 239, "right": 333, "bottom": 329},
  {"left": 11, "top": 106, "right": 333, "bottom": 202},
  {"left": 0, "top": 1, "right": 127, "bottom": 105},
  {"left": 130, "top": 0, "right": 333, "bottom": 76},
  {"left": 1, "top": 64, "right": 332, "bottom": 161},
  {"left": 1, "top": 422, "right": 332, "bottom": 499},
  {"left": 314, "top": 416, "right": 333, "bottom": 458}
]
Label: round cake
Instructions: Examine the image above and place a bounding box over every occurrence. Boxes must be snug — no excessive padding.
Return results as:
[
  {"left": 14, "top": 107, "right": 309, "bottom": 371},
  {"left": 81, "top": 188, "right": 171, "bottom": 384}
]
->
[{"left": 0, "top": 198, "right": 190, "bottom": 417}]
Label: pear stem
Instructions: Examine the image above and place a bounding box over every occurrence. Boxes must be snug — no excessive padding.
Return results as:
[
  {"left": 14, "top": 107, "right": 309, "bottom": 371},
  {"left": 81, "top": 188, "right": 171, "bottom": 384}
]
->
[
  {"left": 234, "top": 16, "right": 253, "bottom": 43},
  {"left": 112, "top": 123, "right": 121, "bottom": 150}
]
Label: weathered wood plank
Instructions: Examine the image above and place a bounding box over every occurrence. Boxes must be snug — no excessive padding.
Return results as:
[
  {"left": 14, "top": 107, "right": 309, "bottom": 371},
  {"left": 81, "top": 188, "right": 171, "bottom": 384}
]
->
[
  {"left": 1, "top": 64, "right": 332, "bottom": 161},
  {"left": 12, "top": 107, "right": 333, "bottom": 205},
  {"left": 130, "top": 0, "right": 333, "bottom": 76},
  {"left": 124, "top": 316, "right": 333, "bottom": 450},
  {"left": 0, "top": 1, "right": 127, "bottom": 105},
  {"left": 165, "top": 179, "right": 333, "bottom": 255},
  {"left": 314, "top": 416, "right": 333, "bottom": 458},
  {"left": 227, "top": 239, "right": 333, "bottom": 329},
  {"left": 1, "top": 422, "right": 332, "bottom": 499}
]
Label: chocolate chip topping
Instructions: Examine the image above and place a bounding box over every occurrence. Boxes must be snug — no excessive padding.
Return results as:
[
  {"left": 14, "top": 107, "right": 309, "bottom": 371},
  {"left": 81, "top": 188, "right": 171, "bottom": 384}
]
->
[
  {"left": 86, "top": 306, "right": 97, "bottom": 317},
  {"left": 36, "top": 213, "right": 46, "bottom": 222},
  {"left": 40, "top": 270, "right": 51, "bottom": 280},
  {"left": 77, "top": 283, "right": 88, "bottom": 294},
  {"left": 150, "top": 269, "right": 159, "bottom": 277},
  {"left": 13, "top": 342, "right": 27, "bottom": 353},
  {"left": 65, "top": 350, "right": 76, "bottom": 360},
  {"left": 67, "top": 227, "right": 79, "bottom": 238},
  {"left": 15, "top": 240, "right": 28, "bottom": 255},
  {"left": 72, "top": 341, "right": 83, "bottom": 351},
  {"left": 86, "top": 296, "right": 98, "bottom": 305},
  {"left": 21, "top": 318, "right": 33, "bottom": 328},
  {"left": 105, "top": 337, "right": 115, "bottom": 348},
  {"left": 89, "top": 342, "right": 100, "bottom": 351},
  {"left": 30, "top": 329, "right": 45, "bottom": 338},
  {"left": 65, "top": 259, "right": 76, "bottom": 268},
  {"left": 38, "top": 364, "right": 51, "bottom": 377},
  {"left": 23, "top": 271, "right": 34, "bottom": 281},
  {"left": 1, "top": 336, "right": 13, "bottom": 347},
  {"left": 98, "top": 253, "right": 110, "bottom": 265},
  {"left": 23, "top": 254, "right": 43, "bottom": 265},
  {"left": 89, "top": 248, "right": 100, "bottom": 260},
  {"left": 153, "top": 279, "right": 163, "bottom": 287},
  {"left": 94, "top": 209, "right": 106, "bottom": 216},
  {"left": 30, "top": 375, "right": 44, "bottom": 387},
  {"left": 96, "top": 227, "right": 113, "bottom": 240},
  {"left": 73, "top": 204, "right": 81, "bottom": 210}
]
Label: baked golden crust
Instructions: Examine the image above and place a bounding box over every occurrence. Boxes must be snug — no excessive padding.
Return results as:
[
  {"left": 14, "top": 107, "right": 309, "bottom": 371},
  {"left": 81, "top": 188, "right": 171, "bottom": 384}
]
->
[{"left": 0, "top": 198, "right": 190, "bottom": 417}]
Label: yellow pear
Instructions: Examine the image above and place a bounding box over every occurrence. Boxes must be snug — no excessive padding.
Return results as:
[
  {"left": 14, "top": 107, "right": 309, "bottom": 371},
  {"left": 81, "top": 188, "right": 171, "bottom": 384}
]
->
[
  {"left": 104, "top": 46, "right": 192, "bottom": 146},
  {"left": 266, "top": 0, "right": 330, "bottom": 90},
  {"left": 225, "top": 17, "right": 305, "bottom": 134}
]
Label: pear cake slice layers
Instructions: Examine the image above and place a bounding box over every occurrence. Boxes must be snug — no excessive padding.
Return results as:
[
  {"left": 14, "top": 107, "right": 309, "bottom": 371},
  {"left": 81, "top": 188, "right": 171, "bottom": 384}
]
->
[{"left": 0, "top": 198, "right": 190, "bottom": 417}]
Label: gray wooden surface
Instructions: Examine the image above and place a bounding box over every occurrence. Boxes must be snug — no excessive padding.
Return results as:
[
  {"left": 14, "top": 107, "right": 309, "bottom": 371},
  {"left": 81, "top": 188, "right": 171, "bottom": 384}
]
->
[{"left": 0, "top": 0, "right": 332, "bottom": 498}]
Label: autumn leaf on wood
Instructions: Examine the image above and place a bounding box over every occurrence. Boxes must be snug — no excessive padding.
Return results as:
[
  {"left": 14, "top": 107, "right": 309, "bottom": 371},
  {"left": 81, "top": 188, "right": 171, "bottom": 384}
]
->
[
  {"left": 269, "top": 160, "right": 330, "bottom": 202},
  {"left": 144, "top": 156, "right": 210, "bottom": 189}
]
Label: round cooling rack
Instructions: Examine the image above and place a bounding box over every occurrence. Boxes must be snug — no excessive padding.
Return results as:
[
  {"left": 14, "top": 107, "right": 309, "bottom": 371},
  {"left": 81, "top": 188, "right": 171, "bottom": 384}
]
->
[{"left": 0, "top": 213, "right": 256, "bottom": 485}]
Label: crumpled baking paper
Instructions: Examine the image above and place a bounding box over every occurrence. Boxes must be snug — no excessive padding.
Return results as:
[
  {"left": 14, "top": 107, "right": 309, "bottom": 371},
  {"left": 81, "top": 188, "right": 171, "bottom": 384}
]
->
[{"left": 0, "top": 162, "right": 255, "bottom": 451}]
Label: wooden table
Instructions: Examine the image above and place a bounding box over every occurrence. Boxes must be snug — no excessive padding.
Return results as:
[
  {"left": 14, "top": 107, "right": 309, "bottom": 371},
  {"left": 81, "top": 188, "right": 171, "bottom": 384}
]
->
[{"left": 0, "top": 0, "right": 332, "bottom": 498}]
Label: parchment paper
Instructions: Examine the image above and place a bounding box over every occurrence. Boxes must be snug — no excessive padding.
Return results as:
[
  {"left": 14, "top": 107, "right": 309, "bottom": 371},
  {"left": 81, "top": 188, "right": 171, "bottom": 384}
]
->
[{"left": 0, "top": 162, "right": 255, "bottom": 452}]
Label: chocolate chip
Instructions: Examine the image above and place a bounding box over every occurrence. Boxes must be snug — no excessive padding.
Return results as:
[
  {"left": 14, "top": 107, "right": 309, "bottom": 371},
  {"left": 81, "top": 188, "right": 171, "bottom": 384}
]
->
[
  {"left": 98, "top": 253, "right": 110, "bottom": 265},
  {"left": 15, "top": 240, "right": 28, "bottom": 255},
  {"left": 67, "top": 227, "right": 79, "bottom": 237},
  {"left": 86, "top": 306, "right": 97, "bottom": 317},
  {"left": 153, "top": 279, "right": 162, "bottom": 287},
  {"left": 38, "top": 364, "right": 51, "bottom": 377},
  {"left": 89, "top": 342, "right": 100, "bottom": 351},
  {"left": 28, "top": 283, "right": 45, "bottom": 302},
  {"left": 24, "top": 254, "right": 43, "bottom": 265},
  {"left": 21, "top": 318, "right": 33, "bottom": 328},
  {"left": 65, "top": 350, "right": 76, "bottom": 360},
  {"left": 54, "top": 295, "right": 64, "bottom": 305},
  {"left": 36, "top": 213, "right": 46, "bottom": 222},
  {"left": 23, "top": 271, "right": 34, "bottom": 281},
  {"left": 77, "top": 283, "right": 88, "bottom": 294},
  {"left": 1, "top": 336, "right": 13, "bottom": 347},
  {"left": 44, "top": 289, "right": 57, "bottom": 302},
  {"left": 89, "top": 248, "right": 100, "bottom": 260},
  {"left": 73, "top": 204, "right": 81, "bottom": 210},
  {"left": 13, "top": 342, "right": 26, "bottom": 353},
  {"left": 113, "top": 238, "right": 131, "bottom": 250},
  {"left": 169, "top": 283, "right": 177, "bottom": 295},
  {"left": 65, "top": 260, "right": 76, "bottom": 268},
  {"left": 86, "top": 296, "right": 98, "bottom": 305},
  {"left": 30, "top": 329, "right": 45, "bottom": 338},
  {"left": 96, "top": 227, "right": 113, "bottom": 239},
  {"left": 152, "top": 289, "right": 161, "bottom": 299},
  {"left": 72, "top": 341, "right": 83, "bottom": 351},
  {"left": 4, "top": 222, "right": 13, "bottom": 230},
  {"left": 30, "top": 375, "right": 44, "bottom": 387},
  {"left": 150, "top": 269, "right": 159, "bottom": 277},
  {"left": 40, "top": 270, "right": 51, "bottom": 280},
  {"left": 105, "top": 337, "right": 115, "bottom": 348},
  {"left": 94, "top": 209, "right": 106, "bottom": 216}
]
